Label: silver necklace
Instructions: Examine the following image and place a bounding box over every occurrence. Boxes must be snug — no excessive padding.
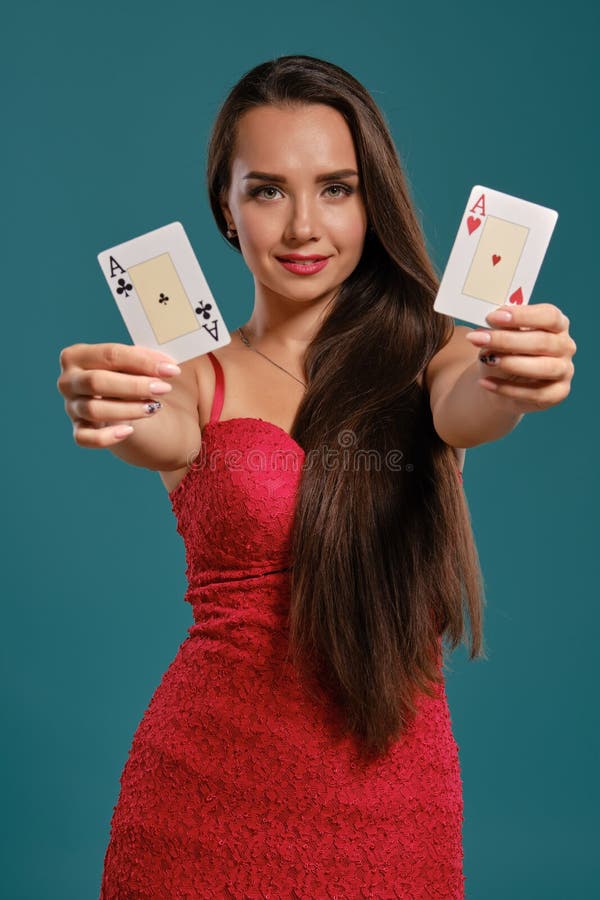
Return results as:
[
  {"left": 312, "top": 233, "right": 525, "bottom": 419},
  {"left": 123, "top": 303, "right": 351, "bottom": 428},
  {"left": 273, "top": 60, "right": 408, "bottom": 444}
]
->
[{"left": 237, "top": 326, "right": 308, "bottom": 390}]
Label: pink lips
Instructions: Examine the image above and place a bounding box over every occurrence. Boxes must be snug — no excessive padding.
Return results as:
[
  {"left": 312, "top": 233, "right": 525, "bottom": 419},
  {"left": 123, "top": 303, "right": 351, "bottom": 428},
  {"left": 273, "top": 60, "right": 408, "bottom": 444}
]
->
[{"left": 276, "top": 256, "right": 330, "bottom": 275}]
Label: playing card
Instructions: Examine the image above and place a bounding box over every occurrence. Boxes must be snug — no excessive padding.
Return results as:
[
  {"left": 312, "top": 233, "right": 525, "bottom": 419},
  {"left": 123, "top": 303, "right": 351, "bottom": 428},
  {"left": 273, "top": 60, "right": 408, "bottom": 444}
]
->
[
  {"left": 97, "top": 222, "right": 231, "bottom": 363},
  {"left": 433, "top": 186, "right": 558, "bottom": 327}
]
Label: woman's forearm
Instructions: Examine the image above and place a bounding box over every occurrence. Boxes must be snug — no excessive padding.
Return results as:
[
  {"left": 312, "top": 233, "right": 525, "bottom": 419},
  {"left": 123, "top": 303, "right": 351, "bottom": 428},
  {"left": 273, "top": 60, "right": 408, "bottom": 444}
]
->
[{"left": 433, "top": 359, "right": 525, "bottom": 448}]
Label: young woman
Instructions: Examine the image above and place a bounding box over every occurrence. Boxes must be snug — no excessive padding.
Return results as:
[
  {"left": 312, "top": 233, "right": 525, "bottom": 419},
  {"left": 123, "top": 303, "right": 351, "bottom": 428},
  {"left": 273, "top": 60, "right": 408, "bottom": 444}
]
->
[{"left": 57, "top": 55, "right": 575, "bottom": 898}]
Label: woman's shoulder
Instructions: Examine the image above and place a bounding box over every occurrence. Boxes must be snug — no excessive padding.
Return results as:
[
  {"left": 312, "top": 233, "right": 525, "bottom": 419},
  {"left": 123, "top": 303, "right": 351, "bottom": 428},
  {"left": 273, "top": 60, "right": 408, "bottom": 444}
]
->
[
  {"left": 188, "top": 343, "right": 237, "bottom": 428},
  {"left": 190, "top": 334, "right": 264, "bottom": 425}
]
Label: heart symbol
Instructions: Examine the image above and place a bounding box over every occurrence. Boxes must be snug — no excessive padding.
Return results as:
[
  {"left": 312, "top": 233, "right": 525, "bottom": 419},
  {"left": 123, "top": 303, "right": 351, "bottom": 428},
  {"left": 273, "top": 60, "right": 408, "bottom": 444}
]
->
[
  {"left": 509, "top": 287, "right": 524, "bottom": 305},
  {"left": 467, "top": 216, "right": 481, "bottom": 235},
  {"left": 492, "top": 254, "right": 501, "bottom": 266}
]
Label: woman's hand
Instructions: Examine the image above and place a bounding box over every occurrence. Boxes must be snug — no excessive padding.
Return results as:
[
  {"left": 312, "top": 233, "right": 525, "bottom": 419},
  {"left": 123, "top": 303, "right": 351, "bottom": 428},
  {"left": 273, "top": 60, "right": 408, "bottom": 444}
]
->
[
  {"left": 56, "top": 342, "right": 182, "bottom": 448},
  {"left": 464, "top": 302, "right": 577, "bottom": 414}
]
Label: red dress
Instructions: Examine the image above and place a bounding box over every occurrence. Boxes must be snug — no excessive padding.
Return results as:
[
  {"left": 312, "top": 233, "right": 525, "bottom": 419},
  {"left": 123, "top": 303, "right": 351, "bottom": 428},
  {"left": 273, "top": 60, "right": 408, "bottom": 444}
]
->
[{"left": 100, "top": 351, "right": 466, "bottom": 899}]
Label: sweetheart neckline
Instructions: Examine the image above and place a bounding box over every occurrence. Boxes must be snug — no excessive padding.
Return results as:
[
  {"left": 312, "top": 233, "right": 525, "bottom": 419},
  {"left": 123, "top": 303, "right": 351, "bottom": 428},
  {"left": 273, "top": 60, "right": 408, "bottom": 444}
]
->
[
  {"left": 167, "top": 416, "right": 463, "bottom": 503},
  {"left": 168, "top": 416, "right": 304, "bottom": 502},
  {"left": 206, "top": 416, "right": 303, "bottom": 450}
]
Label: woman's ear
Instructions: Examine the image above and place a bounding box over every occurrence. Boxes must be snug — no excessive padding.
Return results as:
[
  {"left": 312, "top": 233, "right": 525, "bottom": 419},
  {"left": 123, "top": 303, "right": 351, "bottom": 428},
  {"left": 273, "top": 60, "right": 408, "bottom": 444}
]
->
[{"left": 220, "top": 199, "right": 232, "bottom": 227}]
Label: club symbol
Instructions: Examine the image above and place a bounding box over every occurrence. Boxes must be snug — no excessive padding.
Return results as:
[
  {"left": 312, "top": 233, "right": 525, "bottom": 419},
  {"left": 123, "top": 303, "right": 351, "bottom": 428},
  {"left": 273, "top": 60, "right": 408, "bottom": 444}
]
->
[
  {"left": 116, "top": 277, "right": 133, "bottom": 297},
  {"left": 194, "top": 301, "right": 213, "bottom": 320},
  {"left": 159, "top": 293, "right": 169, "bottom": 305}
]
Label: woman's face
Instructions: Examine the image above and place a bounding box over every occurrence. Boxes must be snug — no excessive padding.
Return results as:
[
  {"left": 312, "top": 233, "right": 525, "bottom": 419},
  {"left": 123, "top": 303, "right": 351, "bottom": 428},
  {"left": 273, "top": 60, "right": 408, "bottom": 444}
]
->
[{"left": 221, "top": 103, "right": 368, "bottom": 306}]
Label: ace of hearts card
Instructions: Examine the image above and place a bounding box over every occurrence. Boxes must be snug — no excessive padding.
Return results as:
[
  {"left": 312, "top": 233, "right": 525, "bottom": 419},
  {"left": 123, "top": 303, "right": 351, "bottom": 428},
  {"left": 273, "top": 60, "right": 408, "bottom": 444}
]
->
[{"left": 433, "top": 186, "right": 558, "bottom": 327}]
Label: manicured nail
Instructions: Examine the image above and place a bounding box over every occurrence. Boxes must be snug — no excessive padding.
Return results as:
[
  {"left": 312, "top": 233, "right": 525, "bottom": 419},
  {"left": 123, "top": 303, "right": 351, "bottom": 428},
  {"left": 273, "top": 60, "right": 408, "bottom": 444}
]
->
[
  {"left": 113, "top": 425, "right": 134, "bottom": 438},
  {"left": 145, "top": 401, "right": 162, "bottom": 414},
  {"left": 487, "top": 309, "right": 512, "bottom": 322},
  {"left": 479, "top": 354, "right": 499, "bottom": 365},
  {"left": 157, "top": 362, "right": 181, "bottom": 376},
  {"left": 149, "top": 381, "right": 172, "bottom": 394},
  {"left": 479, "top": 378, "right": 498, "bottom": 390},
  {"left": 466, "top": 331, "right": 491, "bottom": 344}
]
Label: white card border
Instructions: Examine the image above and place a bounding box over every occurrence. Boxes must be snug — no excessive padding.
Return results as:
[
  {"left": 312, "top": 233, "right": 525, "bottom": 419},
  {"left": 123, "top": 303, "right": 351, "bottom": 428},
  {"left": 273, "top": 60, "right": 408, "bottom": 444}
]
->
[
  {"left": 97, "top": 221, "right": 231, "bottom": 361},
  {"left": 433, "top": 185, "right": 558, "bottom": 327}
]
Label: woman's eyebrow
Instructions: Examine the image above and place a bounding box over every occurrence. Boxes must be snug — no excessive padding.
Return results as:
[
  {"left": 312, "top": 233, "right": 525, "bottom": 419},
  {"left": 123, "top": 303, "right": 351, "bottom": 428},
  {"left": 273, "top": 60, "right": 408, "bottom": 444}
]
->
[{"left": 242, "top": 169, "right": 359, "bottom": 183}]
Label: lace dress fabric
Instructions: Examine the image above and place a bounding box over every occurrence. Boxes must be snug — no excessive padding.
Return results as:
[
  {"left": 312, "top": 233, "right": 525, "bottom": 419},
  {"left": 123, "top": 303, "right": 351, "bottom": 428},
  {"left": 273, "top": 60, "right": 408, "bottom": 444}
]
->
[{"left": 100, "top": 352, "right": 466, "bottom": 899}]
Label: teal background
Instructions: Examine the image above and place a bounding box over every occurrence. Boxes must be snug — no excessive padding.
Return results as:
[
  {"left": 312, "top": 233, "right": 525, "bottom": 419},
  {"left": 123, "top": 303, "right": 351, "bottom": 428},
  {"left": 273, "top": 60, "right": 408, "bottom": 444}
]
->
[{"left": 2, "top": 0, "right": 597, "bottom": 897}]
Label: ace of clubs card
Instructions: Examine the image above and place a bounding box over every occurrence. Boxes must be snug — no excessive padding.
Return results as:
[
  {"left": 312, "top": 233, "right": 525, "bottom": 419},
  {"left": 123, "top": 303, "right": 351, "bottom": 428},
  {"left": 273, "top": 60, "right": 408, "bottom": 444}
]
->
[{"left": 97, "top": 222, "right": 231, "bottom": 363}]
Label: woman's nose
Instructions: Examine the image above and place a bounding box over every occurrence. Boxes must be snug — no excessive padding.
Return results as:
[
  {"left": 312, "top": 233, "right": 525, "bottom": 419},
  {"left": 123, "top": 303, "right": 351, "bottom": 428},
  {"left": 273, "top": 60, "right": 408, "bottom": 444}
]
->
[{"left": 283, "top": 197, "right": 321, "bottom": 243}]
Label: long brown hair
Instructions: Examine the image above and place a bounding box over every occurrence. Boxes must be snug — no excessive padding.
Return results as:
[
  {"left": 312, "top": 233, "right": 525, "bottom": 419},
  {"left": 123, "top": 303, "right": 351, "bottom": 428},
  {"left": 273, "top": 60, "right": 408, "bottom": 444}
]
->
[{"left": 206, "top": 55, "right": 486, "bottom": 761}]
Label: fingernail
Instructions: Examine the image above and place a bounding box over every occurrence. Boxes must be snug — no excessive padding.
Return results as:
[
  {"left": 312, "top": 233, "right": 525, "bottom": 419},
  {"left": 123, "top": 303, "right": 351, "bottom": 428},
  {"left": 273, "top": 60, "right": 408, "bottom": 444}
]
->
[
  {"left": 149, "top": 381, "right": 173, "bottom": 394},
  {"left": 157, "top": 362, "right": 181, "bottom": 376},
  {"left": 487, "top": 309, "right": 512, "bottom": 322},
  {"left": 479, "top": 354, "right": 499, "bottom": 365},
  {"left": 479, "top": 378, "right": 498, "bottom": 390},
  {"left": 466, "top": 331, "right": 491, "bottom": 343},
  {"left": 113, "top": 425, "right": 134, "bottom": 438},
  {"left": 145, "top": 401, "right": 162, "bottom": 414}
]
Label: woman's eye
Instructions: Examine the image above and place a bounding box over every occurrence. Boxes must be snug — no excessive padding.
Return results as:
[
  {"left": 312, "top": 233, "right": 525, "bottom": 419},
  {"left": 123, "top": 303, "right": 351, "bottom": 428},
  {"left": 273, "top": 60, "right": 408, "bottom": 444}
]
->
[
  {"left": 250, "top": 183, "right": 354, "bottom": 200},
  {"left": 256, "top": 186, "right": 281, "bottom": 199},
  {"left": 324, "top": 183, "right": 353, "bottom": 197},
  {"left": 250, "top": 185, "right": 282, "bottom": 200}
]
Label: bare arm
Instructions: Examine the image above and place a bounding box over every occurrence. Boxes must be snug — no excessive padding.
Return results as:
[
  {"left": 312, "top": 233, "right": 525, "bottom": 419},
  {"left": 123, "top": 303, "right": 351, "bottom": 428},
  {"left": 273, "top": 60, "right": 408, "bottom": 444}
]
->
[{"left": 426, "top": 324, "right": 524, "bottom": 448}]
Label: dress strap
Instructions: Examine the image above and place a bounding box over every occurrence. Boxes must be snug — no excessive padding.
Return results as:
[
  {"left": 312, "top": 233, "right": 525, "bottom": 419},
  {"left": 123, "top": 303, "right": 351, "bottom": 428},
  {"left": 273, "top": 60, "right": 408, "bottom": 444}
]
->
[{"left": 207, "top": 352, "right": 224, "bottom": 424}]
